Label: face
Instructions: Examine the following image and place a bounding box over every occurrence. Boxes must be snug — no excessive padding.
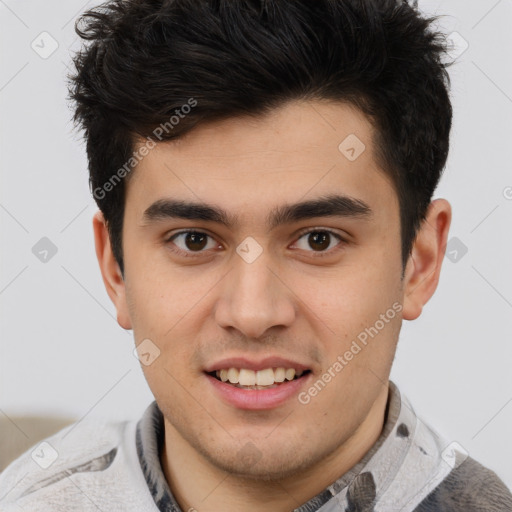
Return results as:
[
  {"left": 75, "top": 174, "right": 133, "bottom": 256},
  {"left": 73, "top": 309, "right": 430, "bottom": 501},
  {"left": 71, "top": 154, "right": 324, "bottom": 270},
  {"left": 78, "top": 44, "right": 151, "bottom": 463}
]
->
[{"left": 109, "top": 100, "right": 408, "bottom": 479}]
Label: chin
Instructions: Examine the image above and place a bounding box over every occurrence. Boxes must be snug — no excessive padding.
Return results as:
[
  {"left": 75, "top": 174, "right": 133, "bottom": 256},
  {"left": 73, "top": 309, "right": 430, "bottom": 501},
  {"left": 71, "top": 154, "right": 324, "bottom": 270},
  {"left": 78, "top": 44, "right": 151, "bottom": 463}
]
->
[{"left": 200, "top": 443, "right": 318, "bottom": 482}]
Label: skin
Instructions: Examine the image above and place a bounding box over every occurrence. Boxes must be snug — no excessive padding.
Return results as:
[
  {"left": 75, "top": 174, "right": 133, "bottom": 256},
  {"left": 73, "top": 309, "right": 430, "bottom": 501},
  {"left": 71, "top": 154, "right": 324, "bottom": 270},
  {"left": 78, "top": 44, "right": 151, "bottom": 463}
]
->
[{"left": 93, "top": 99, "right": 451, "bottom": 512}]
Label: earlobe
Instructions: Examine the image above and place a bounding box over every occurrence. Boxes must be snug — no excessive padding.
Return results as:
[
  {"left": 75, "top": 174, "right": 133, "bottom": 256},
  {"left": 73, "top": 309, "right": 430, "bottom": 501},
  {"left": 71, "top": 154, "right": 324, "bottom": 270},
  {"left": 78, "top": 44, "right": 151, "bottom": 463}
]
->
[
  {"left": 92, "top": 210, "right": 132, "bottom": 330},
  {"left": 402, "top": 199, "right": 452, "bottom": 321}
]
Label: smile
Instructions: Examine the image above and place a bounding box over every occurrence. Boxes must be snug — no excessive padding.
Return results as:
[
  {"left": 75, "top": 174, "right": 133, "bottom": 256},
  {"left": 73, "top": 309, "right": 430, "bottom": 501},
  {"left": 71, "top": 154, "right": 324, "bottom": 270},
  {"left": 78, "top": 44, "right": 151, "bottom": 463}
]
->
[
  {"left": 204, "top": 363, "right": 312, "bottom": 409},
  {"left": 209, "top": 367, "right": 310, "bottom": 390}
]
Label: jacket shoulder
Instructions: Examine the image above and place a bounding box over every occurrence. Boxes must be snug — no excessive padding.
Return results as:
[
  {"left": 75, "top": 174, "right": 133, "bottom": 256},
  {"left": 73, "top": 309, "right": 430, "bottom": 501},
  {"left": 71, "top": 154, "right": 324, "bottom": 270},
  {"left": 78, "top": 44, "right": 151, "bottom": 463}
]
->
[
  {"left": 0, "top": 418, "right": 129, "bottom": 510},
  {"left": 414, "top": 456, "right": 512, "bottom": 511}
]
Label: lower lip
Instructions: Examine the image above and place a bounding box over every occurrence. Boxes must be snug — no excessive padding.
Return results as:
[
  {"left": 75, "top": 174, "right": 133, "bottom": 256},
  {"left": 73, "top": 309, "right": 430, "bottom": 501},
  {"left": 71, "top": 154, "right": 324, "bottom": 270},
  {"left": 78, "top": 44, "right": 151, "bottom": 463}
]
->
[{"left": 205, "top": 373, "right": 311, "bottom": 410}]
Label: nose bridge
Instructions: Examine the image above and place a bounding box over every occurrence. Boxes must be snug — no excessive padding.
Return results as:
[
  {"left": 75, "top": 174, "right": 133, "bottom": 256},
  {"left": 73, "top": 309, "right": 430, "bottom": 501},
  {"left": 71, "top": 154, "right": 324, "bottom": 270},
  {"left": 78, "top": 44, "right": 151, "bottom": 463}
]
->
[
  {"left": 233, "top": 253, "right": 274, "bottom": 307},
  {"left": 215, "top": 247, "right": 295, "bottom": 339}
]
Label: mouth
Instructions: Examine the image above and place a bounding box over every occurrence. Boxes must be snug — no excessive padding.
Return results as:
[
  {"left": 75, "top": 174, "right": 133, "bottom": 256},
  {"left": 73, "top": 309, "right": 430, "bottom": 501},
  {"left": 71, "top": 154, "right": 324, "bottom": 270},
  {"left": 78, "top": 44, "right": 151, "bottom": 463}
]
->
[
  {"left": 203, "top": 357, "right": 314, "bottom": 409},
  {"left": 206, "top": 367, "right": 312, "bottom": 390}
]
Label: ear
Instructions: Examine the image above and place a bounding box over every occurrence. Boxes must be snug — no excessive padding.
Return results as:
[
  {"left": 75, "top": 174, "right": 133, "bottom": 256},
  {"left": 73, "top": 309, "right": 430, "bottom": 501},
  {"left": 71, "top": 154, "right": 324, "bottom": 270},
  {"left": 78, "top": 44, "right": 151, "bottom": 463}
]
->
[
  {"left": 402, "top": 199, "right": 452, "bottom": 320},
  {"left": 92, "top": 210, "right": 132, "bottom": 330}
]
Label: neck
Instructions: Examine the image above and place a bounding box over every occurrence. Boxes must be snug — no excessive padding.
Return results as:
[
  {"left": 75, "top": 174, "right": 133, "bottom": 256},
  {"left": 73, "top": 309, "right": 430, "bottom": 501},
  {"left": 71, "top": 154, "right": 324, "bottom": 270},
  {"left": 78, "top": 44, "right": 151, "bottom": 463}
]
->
[{"left": 161, "top": 384, "right": 389, "bottom": 512}]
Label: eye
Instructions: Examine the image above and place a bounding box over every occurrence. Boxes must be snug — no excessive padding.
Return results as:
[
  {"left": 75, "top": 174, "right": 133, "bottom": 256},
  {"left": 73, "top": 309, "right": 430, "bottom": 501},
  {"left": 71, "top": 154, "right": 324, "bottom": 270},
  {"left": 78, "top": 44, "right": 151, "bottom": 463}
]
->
[
  {"left": 166, "top": 230, "right": 219, "bottom": 256},
  {"left": 165, "top": 228, "right": 346, "bottom": 258},
  {"left": 292, "top": 229, "right": 345, "bottom": 255}
]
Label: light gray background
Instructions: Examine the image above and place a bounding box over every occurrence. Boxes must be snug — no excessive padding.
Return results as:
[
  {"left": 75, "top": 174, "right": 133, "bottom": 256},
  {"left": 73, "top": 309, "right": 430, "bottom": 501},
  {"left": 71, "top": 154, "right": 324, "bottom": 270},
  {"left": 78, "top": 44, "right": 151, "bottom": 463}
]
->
[{"left": 1, "top": 0, "right": 511, "bottom": 489}]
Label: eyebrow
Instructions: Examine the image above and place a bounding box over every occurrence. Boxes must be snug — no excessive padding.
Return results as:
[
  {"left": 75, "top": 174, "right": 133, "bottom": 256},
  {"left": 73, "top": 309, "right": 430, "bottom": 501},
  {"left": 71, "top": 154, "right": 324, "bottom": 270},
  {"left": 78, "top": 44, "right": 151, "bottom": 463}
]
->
[{"left": 141, "top": 194, "right": 372, "bottom": 230}]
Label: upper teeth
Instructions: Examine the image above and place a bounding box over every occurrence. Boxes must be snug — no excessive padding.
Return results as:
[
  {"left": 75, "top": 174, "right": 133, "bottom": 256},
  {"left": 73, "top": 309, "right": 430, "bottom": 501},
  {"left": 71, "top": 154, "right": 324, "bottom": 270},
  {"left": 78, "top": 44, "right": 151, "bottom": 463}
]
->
[{"left": 215, "top": 368, "right": 304, "bottom": 386}]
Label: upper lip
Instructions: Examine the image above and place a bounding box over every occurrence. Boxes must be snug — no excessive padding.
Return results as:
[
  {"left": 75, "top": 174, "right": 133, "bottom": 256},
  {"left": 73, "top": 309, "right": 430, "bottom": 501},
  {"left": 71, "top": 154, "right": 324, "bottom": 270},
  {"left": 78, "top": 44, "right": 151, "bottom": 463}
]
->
[{"left": 204, "top": 356, "right": 311, "bottom": 373}]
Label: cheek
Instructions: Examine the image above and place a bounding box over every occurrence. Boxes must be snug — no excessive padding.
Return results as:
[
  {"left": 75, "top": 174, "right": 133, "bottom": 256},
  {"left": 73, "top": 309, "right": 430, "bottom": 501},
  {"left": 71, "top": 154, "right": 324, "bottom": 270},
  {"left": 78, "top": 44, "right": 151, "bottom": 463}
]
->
[
  {"left": 124, "top": 250, "right": 193, "bottom": 332},
  {"left": 298, "top": 248, "right": 402, "bottom": 363},
  {"left": 311, "top": 263, "right": 400, "bottom": 326},
  {"left": 125, "top": 267, "right": 207, "bottom": 372}
]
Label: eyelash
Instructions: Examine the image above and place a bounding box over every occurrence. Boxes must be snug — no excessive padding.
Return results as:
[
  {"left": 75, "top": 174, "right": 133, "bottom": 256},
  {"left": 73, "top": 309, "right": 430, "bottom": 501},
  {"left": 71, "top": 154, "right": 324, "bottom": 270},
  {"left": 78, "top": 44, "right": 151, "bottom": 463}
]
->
[{"left": 164, "top": 228, "right": 347, "bottom": 259}]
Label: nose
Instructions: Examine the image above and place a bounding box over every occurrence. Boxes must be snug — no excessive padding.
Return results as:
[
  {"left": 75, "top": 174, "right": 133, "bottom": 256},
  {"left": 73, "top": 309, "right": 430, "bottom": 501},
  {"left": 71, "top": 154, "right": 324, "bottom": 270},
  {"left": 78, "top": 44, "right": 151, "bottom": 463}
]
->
[{"left": 214, "top": 249, "right": 296, "bottom": 340}]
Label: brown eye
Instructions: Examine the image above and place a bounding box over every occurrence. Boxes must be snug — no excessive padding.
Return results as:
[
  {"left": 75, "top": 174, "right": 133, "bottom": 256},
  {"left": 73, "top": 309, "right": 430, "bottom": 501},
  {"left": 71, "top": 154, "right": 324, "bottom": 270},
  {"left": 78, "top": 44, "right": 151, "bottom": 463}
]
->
[
  {"left": 293, "top": 229, "right": 344, "bottom": 254},
  {"left": 295, "top": 228, "right": 347, "bottom": 257},
  {"left": 168, "top": 231, "right": 217, "bottom": 254},
  {"left": 308, "top": 232, "right": 331, "bottom": 251},
  {"left": 183, "top": 232, "right": 208, "bottom": 251}
]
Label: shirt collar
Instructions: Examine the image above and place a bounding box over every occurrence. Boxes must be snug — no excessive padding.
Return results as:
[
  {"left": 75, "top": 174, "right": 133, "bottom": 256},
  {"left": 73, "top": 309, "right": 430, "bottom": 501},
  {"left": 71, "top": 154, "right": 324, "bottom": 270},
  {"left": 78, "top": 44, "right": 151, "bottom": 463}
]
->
[{"left": 136, "top": 380, "right": 406, "bottom": 512}]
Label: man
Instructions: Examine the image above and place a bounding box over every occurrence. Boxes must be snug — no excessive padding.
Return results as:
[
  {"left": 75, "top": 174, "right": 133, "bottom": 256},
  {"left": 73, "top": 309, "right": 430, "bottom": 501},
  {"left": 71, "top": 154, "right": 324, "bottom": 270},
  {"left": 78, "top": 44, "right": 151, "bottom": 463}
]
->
[{"left": 1, "top": 0, "right": 511, "bottom": 510}]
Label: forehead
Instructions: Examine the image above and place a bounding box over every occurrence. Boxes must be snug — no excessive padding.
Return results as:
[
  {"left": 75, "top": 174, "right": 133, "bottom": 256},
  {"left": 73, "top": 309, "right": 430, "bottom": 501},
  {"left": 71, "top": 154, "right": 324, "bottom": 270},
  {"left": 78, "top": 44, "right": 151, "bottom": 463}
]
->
[{"left": 125, "top": 100, "right": 397, "bottom": 225}]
